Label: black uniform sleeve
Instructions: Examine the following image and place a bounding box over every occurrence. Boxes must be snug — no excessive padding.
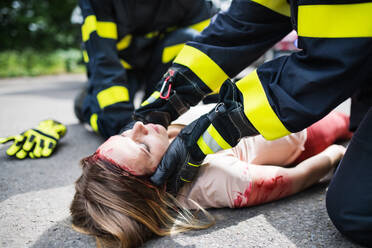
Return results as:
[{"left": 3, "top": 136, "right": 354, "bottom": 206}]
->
[
  {"left": 79, "top": 0, "right": 128, "bottom": 89},
  {"left": 235, "top": 1, "right": 372, "bottom": 138},
  {"left": 180, "top": 0, "right": 293, "bottom": 79}
]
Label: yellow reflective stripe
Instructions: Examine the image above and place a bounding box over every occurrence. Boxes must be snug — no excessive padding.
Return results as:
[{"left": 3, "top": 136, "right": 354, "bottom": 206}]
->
[
  {"left": 82, "top": 50, "right": 89, "bottom": 63},
  {"left": 96, "top": 21, "right": 117, "bottom": 39},
  {"left": 252, "top": 0, "right": 290, "bottom": 17},
  {"left": 298, "top": 3, "right": 372, "bottom": 38},
  {"left": 145, "top": 31, "right": 160, "bottom": 38},
  {"left": 82, "top": 15, "right": 96, "bottom": 41},
  {"left": 90, "top": 113, "right": 99, "bottom": 133},
  {"left": 162, "top": 43, "right": 184, "bottom": 64},
  {"left": 181, "top": 177, "right": 192, "bottom": 183},
  {"left": 117, "top": 34, "right": 132, "bottom": 50},
  {"left": 174, "top": 45, "right": 229, "bottom": 92},
  {"left": 189, "top": 19, "right": 211, "bottom": 32},
  {"left": 120, "top": 59, "right": 132, "bottom": 69},
  {"left": 188, "top": 162, "right": 201, "bottom": 167},
  {"left": 236, "top": 70, "right": 290, "bottom": 140},
  {"left": 96, "top": 86, "right": 129, "bottom": 109},
  {"left": 197, "top": 135, "right": 214, "bottom": 155},
  {"left": 141, "top": 91, "right": 160, "bottom": 106},
  {"left": 207, "top": 124, "right": 232, "bottom": 150},
  {"left": 82, "top": 15, "right": 117, "bottom": 42}
]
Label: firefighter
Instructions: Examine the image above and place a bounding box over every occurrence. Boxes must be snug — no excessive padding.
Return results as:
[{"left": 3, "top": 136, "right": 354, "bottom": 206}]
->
[
  {"left": 74, "top": 0, "right": 218, "bottom": 138},
  {"left": 0, "top": 0, "right": 218, "bottom": 159},
  {"left": 130, "top": 0, "right": 372, "bottom": 246}
]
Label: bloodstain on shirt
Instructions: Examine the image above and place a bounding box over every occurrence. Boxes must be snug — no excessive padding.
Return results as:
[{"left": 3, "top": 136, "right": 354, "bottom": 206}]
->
[{"left": 233, "top": 175, "right": 292, "bottom": 208}]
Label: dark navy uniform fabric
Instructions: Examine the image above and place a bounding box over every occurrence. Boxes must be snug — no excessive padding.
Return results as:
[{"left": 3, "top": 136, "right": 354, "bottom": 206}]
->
[
  {"left": 78, "top": 0, "right": 217, "bottom": 138},
  {"left": 178, "top": 0, "right": 372, "bottom": 136},
  {"left": 326, "top": 108, "right": 372, "bottom": 247},
  {"left": 142, "top": 0, "right": 372, "bottom": 244},
  {"left": 350, "top": 83, "right": 372, "bottom": 131}
]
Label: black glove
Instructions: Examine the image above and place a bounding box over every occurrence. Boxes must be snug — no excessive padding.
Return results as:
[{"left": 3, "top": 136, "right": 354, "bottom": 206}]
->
[
  {"left": 150, "top": 115, "right": 211, "bottom": 195},
  {"left": 133, "top": 66, "right": 208, "bottom": 127},
  {"left": 150, "top": 80, "right": 260, "bottom": 194}
]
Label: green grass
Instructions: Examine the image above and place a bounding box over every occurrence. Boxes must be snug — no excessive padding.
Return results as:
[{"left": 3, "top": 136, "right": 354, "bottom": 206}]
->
[{"left": 0, "top": 49, "right": 85, "bottom": 78}]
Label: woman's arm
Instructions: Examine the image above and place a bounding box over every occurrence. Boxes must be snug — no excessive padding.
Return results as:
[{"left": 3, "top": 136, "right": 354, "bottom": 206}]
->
[{"left": 178, "top": 145, "right": 345, "bottom": 209}]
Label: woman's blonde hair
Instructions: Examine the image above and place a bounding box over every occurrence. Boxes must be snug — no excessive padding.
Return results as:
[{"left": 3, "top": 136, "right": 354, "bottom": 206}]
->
[{"left": 70, "top": 154, "right": 214, "bottom": 248}]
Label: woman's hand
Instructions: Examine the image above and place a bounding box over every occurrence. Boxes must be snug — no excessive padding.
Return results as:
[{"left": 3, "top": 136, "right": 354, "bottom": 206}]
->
[{"left": 322, "top": 144, "right": 346, "bottom": 166}]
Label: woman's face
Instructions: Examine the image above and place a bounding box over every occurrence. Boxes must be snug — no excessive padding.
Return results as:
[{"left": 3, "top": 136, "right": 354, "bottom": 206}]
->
[{"left": 96, "top": 122, "right": 169, "bottom": 176}]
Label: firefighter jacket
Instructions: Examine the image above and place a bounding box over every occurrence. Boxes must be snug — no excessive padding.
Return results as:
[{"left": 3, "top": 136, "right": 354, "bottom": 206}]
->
[
  {"left": 78, "top": 0, "right": 217, "bottom": 137},
  {"left": 159, "top": 0, "right": 372, "bottom": 160}
]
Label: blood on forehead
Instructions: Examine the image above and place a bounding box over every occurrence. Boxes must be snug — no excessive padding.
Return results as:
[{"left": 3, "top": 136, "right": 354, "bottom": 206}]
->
[{"left": 94, "top": 148, "right": 139, "bottom": 176}]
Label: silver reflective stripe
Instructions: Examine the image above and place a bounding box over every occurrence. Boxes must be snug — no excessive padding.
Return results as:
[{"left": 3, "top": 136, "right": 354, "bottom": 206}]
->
[
  {"left": 141, "top": 91, "right": 160, "bottom": 106},
  {"left": 202, "top": 130, "right": 222, "bottom": 153},
  {"left": 146, "top": 95, "right": 157, "bottom": 104}
]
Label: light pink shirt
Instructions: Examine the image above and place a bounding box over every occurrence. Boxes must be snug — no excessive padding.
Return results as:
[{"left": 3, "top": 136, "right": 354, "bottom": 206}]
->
[{"left": 173, "top": 105, "right": 307, "bottom": 209}]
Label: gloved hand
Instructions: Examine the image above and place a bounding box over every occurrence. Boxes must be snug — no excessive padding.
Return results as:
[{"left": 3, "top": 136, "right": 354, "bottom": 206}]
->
[
  {"left": 0, "top": 120, "right": 67, "bottom": 159},
  {"left": 133, "top": 66, "right": 208, "bottom": 128},
  {"left": 150, "top": 116, "right": 210, "bottom": 195},
  {"left": 149, "top": 91, "right": 260, "bottom": 194},
  {"left": 150, "top": 128, "right": 203, "bottom": 196}
]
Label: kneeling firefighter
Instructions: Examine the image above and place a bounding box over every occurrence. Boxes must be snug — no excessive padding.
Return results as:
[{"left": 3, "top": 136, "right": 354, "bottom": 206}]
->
[{"left": 130, "top": 1, "right": 372, "bottom": 246}]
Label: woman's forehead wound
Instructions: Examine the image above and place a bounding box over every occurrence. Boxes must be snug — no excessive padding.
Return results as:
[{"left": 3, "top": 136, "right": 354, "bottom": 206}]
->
[{"left": 95, "top": 136, "right": 140, "bottom": 175}]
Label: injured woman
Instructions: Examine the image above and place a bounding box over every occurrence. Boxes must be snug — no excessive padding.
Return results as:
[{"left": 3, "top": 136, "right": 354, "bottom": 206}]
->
[{"left": 70, "top": 104, "right": 352, "bottom": 248}]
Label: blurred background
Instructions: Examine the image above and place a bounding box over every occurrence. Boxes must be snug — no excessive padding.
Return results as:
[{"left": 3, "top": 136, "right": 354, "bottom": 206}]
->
[
  {"left": 0, "top": 0, "right": 297, "bottom": 79},
  {"left": 0, "top": 0, "right": 84, "bottom": 78}
]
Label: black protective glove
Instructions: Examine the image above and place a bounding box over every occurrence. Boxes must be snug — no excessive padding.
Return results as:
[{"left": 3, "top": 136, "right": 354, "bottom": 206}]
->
[
  {"left": 150, "top": 80, "right": 260, "bottom": 194},
  {"left": 133, "top": 66, "right": 209, "bottom": 127},
  {"left": 150, "top": 117, "right": 209, "bottom": 195}
]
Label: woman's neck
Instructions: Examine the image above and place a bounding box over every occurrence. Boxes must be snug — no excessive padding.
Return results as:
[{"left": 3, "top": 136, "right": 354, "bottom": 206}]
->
[{"left": 167, "top": 124, "right": 185, "bottom": 142}]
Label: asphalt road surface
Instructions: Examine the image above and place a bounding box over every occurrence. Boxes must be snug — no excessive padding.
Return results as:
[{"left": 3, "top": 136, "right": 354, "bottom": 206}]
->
[{"left": 0, "top": 74, "right": 363, "bottom": 248}]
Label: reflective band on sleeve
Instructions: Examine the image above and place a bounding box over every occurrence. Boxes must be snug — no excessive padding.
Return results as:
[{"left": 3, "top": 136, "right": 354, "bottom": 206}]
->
[
  {"left": 82, "top": 50, "right": 89, "bottom": 63},
  {"left": 120, "top": 59, "right": 132, "bottom": 69},
  {"left": 117, "top": 34, "right": 132, "bottom": 50},
  {"left": 82, "top": 16, "right": 96, "bottom": 42},
  {"left": 252, "top": 0, "right": 290, "bottom": 17},
  {"left": 197, "top": 136, "right": 214, "bottom": 155},
  {"left": 236, "top": 70, "right": 290, "bottom": 140},
  {"left": 141, "top": 91, "right": 160, "bottom": 106},
  {"left": 189, "top": 19, "right": 211, "bottom": 32},
  {"left": 298, "top": 3, "right": 372, "bottom": 38},
  {"left": 174, "top": 45, "right": 229, "bottom": 92},
  {"left": 145, "top": 30, "right": 160, "bottom": 38},
  {"left": 96, "top": 21, "right": 117, "bottom": 40},
  {"left": 181, "top": 177, "right": 192, "bottom": 183},
  {"left": 162, "top": 43, "right": 184, "bottom": 64},
  {"left": 96, "top": 86, "right": 129, "bottom": 109},
  {"left": 90, "top": 113, "right": 99, "bottom": 133},
  {"left": 188, "top": 162, "right": 201, "bottom": 167},
  {"left": 206, "top": 124, "right": 232, "bottom": 150},
  {"left": 82, "top": 15, "right": 117, "bottom": 42},
  {"left": 197, "top": 124, "right": 232, "bottom": 155}
]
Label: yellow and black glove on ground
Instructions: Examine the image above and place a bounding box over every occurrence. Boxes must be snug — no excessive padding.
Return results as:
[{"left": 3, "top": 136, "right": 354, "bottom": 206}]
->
[{"left": 0, "top": 120, "right": 67, "bottom": 159}]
